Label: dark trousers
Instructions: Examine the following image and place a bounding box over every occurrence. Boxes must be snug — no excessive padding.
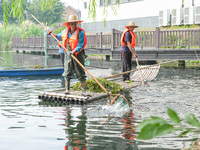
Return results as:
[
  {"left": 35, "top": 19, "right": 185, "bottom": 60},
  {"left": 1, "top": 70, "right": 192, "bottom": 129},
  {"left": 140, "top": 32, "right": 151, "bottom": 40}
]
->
[
  {"left": 122, "top": 52, "right": 132, "bottom": 81},
  {"left": 63, "top": 50, "right": 86, "bottom": 83},
  {"left": 60, "top": 53, "right": 64, "bottom": 67}
]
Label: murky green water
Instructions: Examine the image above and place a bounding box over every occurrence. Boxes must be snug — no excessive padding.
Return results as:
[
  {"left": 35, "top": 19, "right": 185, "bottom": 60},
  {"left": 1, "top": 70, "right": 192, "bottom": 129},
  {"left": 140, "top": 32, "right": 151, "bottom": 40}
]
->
[{"left": 1, "top": 52, "right": 200, "bottom": 150}]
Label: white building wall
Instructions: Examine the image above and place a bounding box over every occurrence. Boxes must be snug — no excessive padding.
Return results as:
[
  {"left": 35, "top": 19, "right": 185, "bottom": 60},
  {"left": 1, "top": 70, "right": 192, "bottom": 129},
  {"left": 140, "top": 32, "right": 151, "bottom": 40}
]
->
[
  {"left": 80, "top": 0, "right": 182, "bottom": 23},
  {"left": 184, "top": 0, "right": 200, "bottom": 7},
  {"left": 194, "top": 0, "right": 200, "bottom": 6},
  {"left": 184, "top": 0, "right": 193, "bottom": 7}
]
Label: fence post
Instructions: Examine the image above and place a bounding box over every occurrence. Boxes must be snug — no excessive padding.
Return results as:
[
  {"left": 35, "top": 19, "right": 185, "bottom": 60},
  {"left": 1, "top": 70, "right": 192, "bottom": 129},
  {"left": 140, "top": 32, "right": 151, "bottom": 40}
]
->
[
  {"left": 100, "top": 32, "right": 102, "bottom": 48},
  {"left": 155, "top": 27, "right": 160, "bottom": 49},
  {"left": 43, "top": 30, "right": 48, "bottom": 56},
  {"left": 111, "top": 29, "right": 114, "bottom": 50},
  {"left": 96, "top": 33, "right": 98, "bottom": 48}
]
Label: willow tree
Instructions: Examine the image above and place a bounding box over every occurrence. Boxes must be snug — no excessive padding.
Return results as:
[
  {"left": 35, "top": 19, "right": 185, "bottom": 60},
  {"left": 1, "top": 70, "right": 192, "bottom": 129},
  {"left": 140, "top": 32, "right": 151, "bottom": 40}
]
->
[{"left": 2, "top": 0, "right": 120, "bottom": 29}]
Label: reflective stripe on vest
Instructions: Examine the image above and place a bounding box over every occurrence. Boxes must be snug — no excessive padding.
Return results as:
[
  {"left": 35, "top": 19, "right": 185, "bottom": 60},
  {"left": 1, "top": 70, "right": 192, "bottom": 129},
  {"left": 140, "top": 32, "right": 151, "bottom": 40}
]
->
[{"left": 121, "top": 29, "right": 136, "bottom": 48}]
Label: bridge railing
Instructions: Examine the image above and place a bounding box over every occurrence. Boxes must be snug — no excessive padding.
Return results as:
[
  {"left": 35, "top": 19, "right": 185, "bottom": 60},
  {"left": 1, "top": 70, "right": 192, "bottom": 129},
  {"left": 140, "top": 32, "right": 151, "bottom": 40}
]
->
[
  {"left": 159, "top": 28, "right": 200, "bottom": 48},
  {"left": 12, "top": 28, "right": 200, "bottom": 50}
]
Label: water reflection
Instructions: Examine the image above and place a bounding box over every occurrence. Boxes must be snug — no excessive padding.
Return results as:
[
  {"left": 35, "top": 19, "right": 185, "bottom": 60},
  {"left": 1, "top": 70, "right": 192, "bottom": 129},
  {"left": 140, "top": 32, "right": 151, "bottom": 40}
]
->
[
  {"left": 0, "top": 52, "right": 62, "bottom": 69},
  {"left": 122, "top": 109, "right": 136, "bottom": 143},
  {"left": 64, "top": 106, "right": 87, "bottom": 150}
]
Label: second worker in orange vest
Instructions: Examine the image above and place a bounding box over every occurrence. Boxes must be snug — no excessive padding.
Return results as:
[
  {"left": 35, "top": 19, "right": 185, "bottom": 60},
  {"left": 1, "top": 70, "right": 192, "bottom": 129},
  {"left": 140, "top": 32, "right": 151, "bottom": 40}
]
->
[{"left": 121, "top": 21, "right": 138, "bottom": 81}]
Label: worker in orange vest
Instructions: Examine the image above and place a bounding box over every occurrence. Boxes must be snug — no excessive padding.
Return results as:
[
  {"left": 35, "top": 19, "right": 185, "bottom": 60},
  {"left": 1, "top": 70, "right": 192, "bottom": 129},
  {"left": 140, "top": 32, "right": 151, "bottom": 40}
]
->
[
  {"left": 48, "top": 15, "right": 87, "bottom": 95},
  {"left": 121, "top": 21, "right": 138, "bottom": 81}
]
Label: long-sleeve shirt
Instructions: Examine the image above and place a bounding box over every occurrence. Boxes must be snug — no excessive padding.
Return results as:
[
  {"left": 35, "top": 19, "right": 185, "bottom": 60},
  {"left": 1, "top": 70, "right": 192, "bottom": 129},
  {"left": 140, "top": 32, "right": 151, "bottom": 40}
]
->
[
  {"left": 55, "top": 31, "right": 64, "bottom": 53},
  {"left": 56, "top": 28, "right": 85, "bottom": 53}
]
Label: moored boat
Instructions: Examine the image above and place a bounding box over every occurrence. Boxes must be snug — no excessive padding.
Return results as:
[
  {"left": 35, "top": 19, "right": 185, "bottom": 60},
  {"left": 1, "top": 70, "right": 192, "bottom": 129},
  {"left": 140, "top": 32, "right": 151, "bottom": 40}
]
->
[{"left": 0, "top": 68, "right": 64, "bottom": 77}]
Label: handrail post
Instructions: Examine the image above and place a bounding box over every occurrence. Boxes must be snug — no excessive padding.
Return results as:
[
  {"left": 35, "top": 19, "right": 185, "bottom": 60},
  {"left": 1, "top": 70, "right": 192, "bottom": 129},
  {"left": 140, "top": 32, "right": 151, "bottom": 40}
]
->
[
  {"left": 100, "top": 32, "right": 102, "bottom": 48},
  {"left": 111, "top": 29, "right": 114, "bottom": 51},
  {"left": 155, "top": 27, "right": 160, "bottom": 49},
  {"left": 96, "top": 33, "right": 98, "bottom": 48},
  {"left": 43, "top": 30, "right": 48, "bottom": 56}
]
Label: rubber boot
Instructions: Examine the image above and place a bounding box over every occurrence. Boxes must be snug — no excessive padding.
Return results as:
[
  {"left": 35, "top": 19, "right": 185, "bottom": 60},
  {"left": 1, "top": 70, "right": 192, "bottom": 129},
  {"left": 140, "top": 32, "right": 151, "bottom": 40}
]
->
[
  {"left": 80, "top": 82, "right": 86, "bottom": 95},
  {"left": 64, "top": 80, "right": 70, "bottom": 94}
]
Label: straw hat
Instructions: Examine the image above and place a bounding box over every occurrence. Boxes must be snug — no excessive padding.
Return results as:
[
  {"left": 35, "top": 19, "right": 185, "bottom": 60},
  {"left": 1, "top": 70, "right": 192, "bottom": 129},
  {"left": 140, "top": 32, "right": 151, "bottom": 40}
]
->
[
  {"left": 63, "top": 15, "right": 83, "bottom": 26},
  {"left": 125, "top": 21, "right": 139, "bottom": 28}
]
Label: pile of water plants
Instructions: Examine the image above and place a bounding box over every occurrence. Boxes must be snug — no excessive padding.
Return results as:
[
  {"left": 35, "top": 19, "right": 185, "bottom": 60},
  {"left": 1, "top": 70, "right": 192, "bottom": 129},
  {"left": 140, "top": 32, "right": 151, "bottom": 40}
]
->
[
  {"left": 72, "top": 78, "right": 124, "bottom": 94},
  {"left": 32, "top": 64, "right": 43, "bottom": 69}
]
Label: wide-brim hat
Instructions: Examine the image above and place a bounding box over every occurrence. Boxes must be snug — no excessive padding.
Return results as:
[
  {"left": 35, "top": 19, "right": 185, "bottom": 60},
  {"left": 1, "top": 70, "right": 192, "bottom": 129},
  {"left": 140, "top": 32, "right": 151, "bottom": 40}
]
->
[
  {"left": 63, "top": 15, "right": 83, "bottom": 26},
  {"left": 125, "top": 21, "right": 139, "bottom": 28}
]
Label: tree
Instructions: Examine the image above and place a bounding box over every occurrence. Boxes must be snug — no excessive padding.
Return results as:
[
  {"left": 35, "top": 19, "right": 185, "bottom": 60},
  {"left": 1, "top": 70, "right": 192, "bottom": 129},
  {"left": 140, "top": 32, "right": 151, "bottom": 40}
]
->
[
  {"left": 2, "top": 0, "right": 120, "bottom": 28},
  {"left": 26, "top": 0, "right": 65, "bottom": 25},
  {"left": 0, "top": 1, "right": 3, "bottom": 22},
  {"left": 1, "top": 0, "right": 31, "bottom": 26}
]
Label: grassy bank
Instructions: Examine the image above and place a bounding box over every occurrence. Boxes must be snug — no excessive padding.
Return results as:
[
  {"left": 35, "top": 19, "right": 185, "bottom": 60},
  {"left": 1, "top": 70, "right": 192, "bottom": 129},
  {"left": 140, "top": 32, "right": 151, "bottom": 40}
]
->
[{"left": 158, "top": 60, "right": 200, "bottom": 68}]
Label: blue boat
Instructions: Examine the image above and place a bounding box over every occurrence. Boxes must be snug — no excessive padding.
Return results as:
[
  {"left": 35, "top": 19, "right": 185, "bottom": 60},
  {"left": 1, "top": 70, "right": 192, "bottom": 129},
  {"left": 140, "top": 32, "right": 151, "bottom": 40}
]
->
[{"left": 0, "top": 68, "right": 64, "bottom": 77}]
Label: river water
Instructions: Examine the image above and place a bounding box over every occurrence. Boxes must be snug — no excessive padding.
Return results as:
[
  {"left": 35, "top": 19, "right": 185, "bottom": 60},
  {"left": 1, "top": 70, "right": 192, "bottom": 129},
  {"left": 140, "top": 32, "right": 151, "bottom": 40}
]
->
[{"left": 0, "top": 52, "right": 200, "bottom": 150}]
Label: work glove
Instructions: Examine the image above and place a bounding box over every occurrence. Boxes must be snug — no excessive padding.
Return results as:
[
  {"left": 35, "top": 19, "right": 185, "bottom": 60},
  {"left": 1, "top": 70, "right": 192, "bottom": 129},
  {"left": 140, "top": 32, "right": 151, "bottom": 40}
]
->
[
  {"left": 132, "top": 53, "right": 137, "bottom": 58},
  {"left": 47, "top": 29, "right": 52, "bottom": 35},
  {"left": 47, "top": 29, "right": 56, "bottom": 37},
  {"left": 70, "top": 50, "right": 77, "bottom": 55}
]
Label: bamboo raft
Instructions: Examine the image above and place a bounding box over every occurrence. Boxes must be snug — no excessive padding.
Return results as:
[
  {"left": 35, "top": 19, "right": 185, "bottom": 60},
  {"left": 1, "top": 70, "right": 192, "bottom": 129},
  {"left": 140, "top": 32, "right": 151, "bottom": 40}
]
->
[
  {"left": 38, "top": 81, "right": 141, "bottom": 105},
  {"left": 38, "top": 90, "right": 108, "bottom": 105}
]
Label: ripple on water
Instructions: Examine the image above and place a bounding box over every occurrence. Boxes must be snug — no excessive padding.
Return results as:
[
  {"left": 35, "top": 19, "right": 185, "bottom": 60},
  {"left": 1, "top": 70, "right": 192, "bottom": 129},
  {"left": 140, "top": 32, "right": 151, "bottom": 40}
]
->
[{"left": 1, "top": 67, "right": 200, "bottom": 150}]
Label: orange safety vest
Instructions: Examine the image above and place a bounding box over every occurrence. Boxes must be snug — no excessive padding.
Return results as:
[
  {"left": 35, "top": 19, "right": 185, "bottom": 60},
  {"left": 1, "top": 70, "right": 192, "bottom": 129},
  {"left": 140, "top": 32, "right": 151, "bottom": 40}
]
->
[
  {"left": 120, "top": 29, "right": 136, "bottom": 57},
  {"left": 61, "top": 26, "right": 87, "bottom": 56},
  {"left": 121, "top": 29, "right": 136, "bottom": 48}
]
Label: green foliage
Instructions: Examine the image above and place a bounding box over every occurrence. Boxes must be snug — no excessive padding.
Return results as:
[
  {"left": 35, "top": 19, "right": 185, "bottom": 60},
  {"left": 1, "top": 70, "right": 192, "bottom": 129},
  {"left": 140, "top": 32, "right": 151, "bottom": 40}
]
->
[
  {"left": 185, "top": 60, "right": 200, "bottom": 63},
  {"left": 2, "top": 0, "right": 30, "bottom": 28},
  {"left": 72, "top": 78, "right": 124, "bottom": 94},
  {"left": 32, "top": 64, "right": 43, "bottom": 69},
  {"left": 2, "top": 0, "right": 62, "bottom": 29},
  {"left": 21, "top": 20, "right": 43, "bottom": 37},
  {"left": 0, "top": 2, "right": 3, "bottom": 22},
  {"left": 27, "top": 0, "right": 65, "bottom": 26},
  {"left": 167, "top": 108, "right": 180, "bottom": 124},
  {"left": 88, "top": 0, "right": 120, "bottom": 24},
  {"left": 53, "top": 25, "right": 65, "bottom": 34},
  {"left": 0, "top": 22, "right": 43, "bottom": 51},
  {"left": 185, "top": 114, "right": 200, "bottom": 127},
  {"left": 0, "top": 24, "right": 21, "bottom": 50},
  {"left": 136, "top": 116, "right": 174, "bottom": 140},
  {"left": 136, "top": 108, "right": 200, "bottom": 140}
]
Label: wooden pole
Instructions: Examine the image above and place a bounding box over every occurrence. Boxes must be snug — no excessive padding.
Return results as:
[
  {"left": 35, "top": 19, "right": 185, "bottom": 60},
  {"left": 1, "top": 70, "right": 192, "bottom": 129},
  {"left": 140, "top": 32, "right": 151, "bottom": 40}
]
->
[
  {"left": 0, "top": 57, "right": 6, "bottom": 62},
  {"left": 135, "top": 57, "right": 145, "bottom": 86}
]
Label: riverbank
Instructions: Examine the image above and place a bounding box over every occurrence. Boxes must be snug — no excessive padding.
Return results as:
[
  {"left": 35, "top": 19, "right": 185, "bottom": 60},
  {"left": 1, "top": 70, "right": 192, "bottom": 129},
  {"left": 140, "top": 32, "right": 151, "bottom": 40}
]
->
[{"left": 88, "top": 55, "right": 200, "bottom": 68}]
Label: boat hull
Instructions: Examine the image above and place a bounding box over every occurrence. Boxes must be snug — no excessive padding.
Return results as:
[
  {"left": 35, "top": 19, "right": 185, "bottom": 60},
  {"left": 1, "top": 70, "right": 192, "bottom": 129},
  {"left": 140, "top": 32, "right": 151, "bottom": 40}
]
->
[{"left": 0, "top": 68, "right": 64, "bottom": 77}]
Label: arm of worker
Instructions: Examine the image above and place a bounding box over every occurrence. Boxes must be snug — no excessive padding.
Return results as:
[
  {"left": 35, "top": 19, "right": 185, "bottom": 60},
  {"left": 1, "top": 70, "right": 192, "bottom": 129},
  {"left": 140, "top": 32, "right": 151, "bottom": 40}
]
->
[
  {"left": 47, "top": 29, "right": 64, "bottom": 41},
  {"left": 55, "top": 30, "right": 64, "bottom": 41},
  {"left": 127, "top": 42, "right": 137, "bottom": 58}
]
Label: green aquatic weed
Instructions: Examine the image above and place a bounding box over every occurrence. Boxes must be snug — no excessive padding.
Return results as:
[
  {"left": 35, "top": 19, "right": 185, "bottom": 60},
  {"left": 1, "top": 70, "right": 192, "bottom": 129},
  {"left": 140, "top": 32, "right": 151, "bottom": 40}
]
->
[{"left": 72, "top": 78, "right": 124, "bottom": 94}]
